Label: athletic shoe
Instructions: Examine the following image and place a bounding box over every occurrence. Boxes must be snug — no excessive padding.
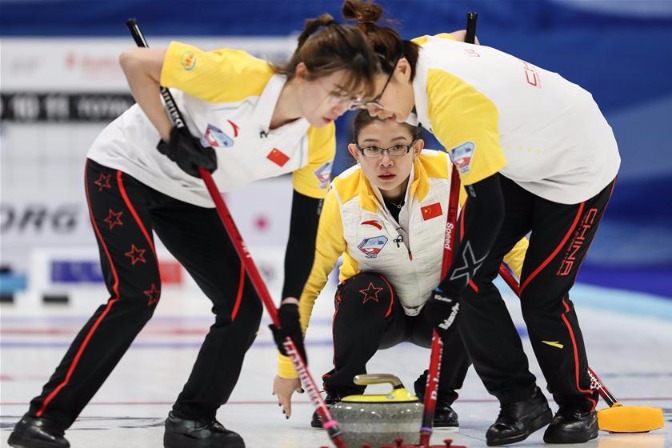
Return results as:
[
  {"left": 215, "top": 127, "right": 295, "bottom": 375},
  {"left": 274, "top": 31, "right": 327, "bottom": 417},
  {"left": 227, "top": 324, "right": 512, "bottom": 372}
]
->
[
  {"left": 486, "top": 387, "right": 552, "bottom": 446},
  {"left": 414, "top": 369, "right": 459, "bottom": 428},
  {"left": 163, "top": 411, "right": 244, "bottom": 448},
  {"left": 8, "top": 414, "right": 70, "bottom": 448},
  {"left": 543, "top": 407, "right": 598, "bottom": 444}
]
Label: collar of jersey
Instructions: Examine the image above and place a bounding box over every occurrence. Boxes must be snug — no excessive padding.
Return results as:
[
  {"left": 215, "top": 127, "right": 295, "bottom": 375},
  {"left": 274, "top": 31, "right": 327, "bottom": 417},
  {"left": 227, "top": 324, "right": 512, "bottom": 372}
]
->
[{"left": 253, "top": 73, "right": 289, "bottom": 134}]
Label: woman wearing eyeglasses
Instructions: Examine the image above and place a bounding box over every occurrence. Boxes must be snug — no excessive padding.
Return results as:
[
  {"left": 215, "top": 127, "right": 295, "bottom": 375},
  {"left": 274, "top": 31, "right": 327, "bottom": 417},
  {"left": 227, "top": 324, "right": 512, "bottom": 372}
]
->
[
  {"left": 272, "top": 110, "right": 528, "bottom": 430},
  {"left": 8, "top": 15, "right": 378, "bottom": 448},
  {"left": 342, "top": 0, "right": 621, "bottom": 445}
]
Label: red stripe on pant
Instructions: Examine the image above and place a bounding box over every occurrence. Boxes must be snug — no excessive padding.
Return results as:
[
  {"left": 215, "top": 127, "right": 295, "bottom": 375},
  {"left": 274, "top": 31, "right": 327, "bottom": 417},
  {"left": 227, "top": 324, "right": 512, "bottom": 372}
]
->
[{"left": 37, "top": 163, "right": 125, "bottom": 416}]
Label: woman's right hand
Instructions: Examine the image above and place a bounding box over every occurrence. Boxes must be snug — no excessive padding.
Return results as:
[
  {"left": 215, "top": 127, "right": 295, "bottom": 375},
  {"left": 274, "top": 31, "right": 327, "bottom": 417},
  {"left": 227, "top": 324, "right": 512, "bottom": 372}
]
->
[{"left": 272, "top": 375, "right": 304, "bottom": 418}]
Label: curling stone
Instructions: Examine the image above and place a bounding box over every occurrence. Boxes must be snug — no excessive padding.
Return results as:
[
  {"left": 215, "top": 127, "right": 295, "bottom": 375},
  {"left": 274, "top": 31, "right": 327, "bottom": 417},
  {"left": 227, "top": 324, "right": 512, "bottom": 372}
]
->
[{"left": 330, "top": 373, "right": 423, "bottom": 447}]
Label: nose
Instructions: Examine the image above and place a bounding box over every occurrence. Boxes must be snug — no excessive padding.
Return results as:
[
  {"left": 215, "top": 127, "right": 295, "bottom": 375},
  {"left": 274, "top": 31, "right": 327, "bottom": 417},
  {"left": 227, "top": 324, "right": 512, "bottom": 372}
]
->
[
  {"left": 379, "top": 151, "right": 394, "bottom": 166},
  {"left": 331, "top": 102, "right": 348, "bottom": 117}
]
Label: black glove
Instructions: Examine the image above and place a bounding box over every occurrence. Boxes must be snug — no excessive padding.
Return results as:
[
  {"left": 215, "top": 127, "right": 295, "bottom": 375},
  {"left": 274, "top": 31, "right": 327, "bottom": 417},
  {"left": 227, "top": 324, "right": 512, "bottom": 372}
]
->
[
  {"left": 424, "top": 288, "right": 461, "bottom": 339},
  {"left": 269, "top": 302, "right": 307, "bottom": 365},
  {"left": 156, "top": 126, "right": 217, "bottom": 178}
]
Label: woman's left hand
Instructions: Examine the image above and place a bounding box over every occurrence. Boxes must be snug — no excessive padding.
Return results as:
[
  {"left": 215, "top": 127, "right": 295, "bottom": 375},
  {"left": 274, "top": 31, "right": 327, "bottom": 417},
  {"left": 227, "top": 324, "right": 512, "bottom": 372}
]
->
[{"left": 273, "top": 375, "right": 304, "bottom": 418}]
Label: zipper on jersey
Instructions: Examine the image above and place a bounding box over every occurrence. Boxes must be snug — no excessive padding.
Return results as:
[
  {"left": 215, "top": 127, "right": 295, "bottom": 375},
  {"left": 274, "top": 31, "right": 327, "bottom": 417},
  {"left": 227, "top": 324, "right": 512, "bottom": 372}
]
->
[
  {"left": 393, "top": 230, "right": 413, "bottom": 260},
  {"left": 378, "top": 198, "right": 413, "bottom": 260}
]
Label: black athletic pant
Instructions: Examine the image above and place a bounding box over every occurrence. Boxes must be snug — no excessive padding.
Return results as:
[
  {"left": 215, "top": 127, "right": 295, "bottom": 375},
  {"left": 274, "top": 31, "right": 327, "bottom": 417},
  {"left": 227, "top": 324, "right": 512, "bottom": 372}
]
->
[
  {"left": 27, "top": 160, "right": 263, "bottom": 430},
  {"left": 459, "top": 175, "right": 615, "bottom": 411},
  {"left": 322, "top": 272, "right": 471, "bottom": 404}
]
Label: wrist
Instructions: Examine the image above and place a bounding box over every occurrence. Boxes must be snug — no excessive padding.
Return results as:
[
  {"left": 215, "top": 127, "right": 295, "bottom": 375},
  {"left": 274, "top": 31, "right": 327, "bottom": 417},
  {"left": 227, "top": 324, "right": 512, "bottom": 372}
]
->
[{"left": 281, "top": 297, "right": 299, "bottom": 305}]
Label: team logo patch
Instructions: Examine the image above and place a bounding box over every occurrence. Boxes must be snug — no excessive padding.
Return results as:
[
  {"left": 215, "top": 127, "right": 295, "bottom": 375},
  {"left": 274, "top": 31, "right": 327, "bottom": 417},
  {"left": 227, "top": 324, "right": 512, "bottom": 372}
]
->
[
  {"left": 448, "top": 141, "right": 475, "bottom": 174},
  {"left": 204, "top": 124, "right": 234, "bottom": 148},
  {"left": 314, "top": 161, "right": 333, "bottom": 189},
  {"left": 357, "top": 235, "right": 388, "bottom": 259},
  {"left": 180, "top": 51, "right": 197, "bottom": 71}
]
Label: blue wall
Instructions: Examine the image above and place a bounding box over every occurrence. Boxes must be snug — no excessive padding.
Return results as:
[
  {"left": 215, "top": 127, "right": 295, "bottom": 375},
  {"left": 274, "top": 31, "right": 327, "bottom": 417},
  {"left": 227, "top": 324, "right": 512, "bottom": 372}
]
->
[{"left": 2, "top": 0, "right": 671, "bottom": 296}]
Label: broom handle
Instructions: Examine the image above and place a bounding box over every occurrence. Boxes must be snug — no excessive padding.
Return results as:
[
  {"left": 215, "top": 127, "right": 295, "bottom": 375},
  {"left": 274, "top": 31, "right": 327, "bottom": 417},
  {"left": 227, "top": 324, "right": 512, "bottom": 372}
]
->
[{"left": 418, "top": 12, "right": 478, "bottom": 448}]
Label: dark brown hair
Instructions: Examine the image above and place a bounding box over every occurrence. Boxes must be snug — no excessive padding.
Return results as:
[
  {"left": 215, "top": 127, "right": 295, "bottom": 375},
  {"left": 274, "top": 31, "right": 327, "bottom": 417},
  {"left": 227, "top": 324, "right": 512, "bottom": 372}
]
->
[
  {"left": 274, "top": 13, "right": 377, "bottom": 98},
  {"left": 352, "top": 109, "right": 421, "bottom": 144},
  {"left": 342, "top": 0, "right": 420, "bottom": 79}
]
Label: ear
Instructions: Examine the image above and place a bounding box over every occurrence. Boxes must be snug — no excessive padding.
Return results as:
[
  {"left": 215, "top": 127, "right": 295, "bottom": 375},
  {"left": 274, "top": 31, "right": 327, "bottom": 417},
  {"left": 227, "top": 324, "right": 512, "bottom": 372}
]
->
[
  {"left": 414, "top": 138, "right": 425, "bottom": 154},
  {"left": 294, "top": 62, "right": 308, "bottom": 80},
  {"left": 397, "top": 58, "right": 412, "bottom": 83},
  {"left": 412, "top": 139, "right": 424, "bottom": 160},
  {"left": 347, "top": 143, "right": 361, "bottom": 162}
]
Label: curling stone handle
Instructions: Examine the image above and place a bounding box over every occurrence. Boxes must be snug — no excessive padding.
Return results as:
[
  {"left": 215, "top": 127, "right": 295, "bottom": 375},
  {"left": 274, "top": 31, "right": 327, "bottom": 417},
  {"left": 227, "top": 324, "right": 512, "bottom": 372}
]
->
[{"left": 353, "top": 373, "right": 404, "bottom": 389}]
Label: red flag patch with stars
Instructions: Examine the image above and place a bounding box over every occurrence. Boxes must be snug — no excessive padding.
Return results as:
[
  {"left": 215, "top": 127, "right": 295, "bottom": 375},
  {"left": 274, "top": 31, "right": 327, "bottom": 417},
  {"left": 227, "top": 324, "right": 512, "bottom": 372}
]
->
[
  {"left": 266, "top": 148, "right": 289, "bottom": 167},
  {"left": 421, "top": 202, "right": 443, "bottom": 220}
]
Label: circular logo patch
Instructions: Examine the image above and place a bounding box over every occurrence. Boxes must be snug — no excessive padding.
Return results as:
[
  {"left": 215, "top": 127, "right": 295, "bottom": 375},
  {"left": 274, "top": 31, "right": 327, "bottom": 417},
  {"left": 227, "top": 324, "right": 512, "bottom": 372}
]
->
[{"left": 180, "top": 51, "right": 196, "bottom": 71}]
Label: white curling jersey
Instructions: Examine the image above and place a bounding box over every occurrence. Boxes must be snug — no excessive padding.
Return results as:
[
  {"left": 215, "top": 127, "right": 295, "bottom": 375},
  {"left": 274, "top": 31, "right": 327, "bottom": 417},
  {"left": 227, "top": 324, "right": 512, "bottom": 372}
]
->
[
  {"left": 409, "top": 34, "right": 620, "bottom": 204},
  {"left": 88, "top": 42, "right": 335, "bottom": 206}
]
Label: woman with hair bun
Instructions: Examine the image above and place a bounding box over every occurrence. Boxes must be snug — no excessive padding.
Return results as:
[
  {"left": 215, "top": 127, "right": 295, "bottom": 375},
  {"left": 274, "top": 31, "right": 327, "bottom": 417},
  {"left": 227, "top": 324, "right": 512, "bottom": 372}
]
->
[{"left": 341, "top": 0, "right": 620, "bottom": 445}]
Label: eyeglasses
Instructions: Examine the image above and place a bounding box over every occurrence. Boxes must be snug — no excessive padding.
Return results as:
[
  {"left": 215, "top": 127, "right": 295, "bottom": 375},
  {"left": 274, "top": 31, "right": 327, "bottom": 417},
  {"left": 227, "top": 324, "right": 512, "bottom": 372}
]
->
[
  {"left": 316, "top": 78, "right": 363, "bottom": 111},
  {"left": 350, "top": 56, "right": 400, "bottom": 112},
  {"left": 357, "top": 141, "right": 416, "bottom": 158}
]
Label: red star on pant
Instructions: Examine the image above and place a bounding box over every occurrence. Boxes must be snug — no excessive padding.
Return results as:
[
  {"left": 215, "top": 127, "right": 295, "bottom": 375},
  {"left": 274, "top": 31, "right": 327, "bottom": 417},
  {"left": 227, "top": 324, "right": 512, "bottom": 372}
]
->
[
  {"left": 360, "top": 281, "right": 384, "bottom": 304},
  {"left": 125, "top": 244, "right": 147, "bottom": 265},
  {"left": 103, "top": 209, "right": 124, "bottom": 230},
  {"left": 144, "top": 283, "right": 161, "bottom": 306},
  {"left": 94, "top": 173, "right": 112, "bottom": 191}
]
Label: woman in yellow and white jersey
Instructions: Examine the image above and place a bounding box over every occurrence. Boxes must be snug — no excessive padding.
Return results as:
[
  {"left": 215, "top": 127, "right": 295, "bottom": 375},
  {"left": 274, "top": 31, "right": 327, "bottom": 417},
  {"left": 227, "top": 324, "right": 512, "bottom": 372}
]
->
[
  {"left": 272, "top": 111, "right": 528, "bottom": 430},
  {"left": 343, "top": 1, "right": 620, "bottom": 445},
  {"left": 8, "top": 15, "right": 378, "bottom": 448}
]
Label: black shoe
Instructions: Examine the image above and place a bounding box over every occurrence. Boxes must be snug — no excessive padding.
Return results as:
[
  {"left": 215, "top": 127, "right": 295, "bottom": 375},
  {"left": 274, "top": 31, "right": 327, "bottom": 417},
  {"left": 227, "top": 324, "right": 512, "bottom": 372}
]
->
[
  {"left": 434, "top": 405, "right": 459, "bottom": 428},
  {"left": 311, "top": 393, "right": 341, "bottom": 429},
  {"left": 7, "top": 414, "right": 70, "bottom": 448},
  {"left": 163, "top": 411, "right": 245, "bottom": 448},
  {"left": 543, "top": 408, "right": 598, "bottom": 444},
  {"left": 485, "top": 387, "right": 552, "bottom": 446},
  {"left": 414, "top": 369, "right": 459, "bottom": 428}
]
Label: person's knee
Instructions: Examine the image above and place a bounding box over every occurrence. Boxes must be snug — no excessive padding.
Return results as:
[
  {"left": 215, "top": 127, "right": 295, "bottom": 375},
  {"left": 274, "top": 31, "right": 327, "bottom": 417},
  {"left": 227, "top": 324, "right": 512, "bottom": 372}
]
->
[{"left": 337, "top": 272, "right": 395, "bottom": 317}]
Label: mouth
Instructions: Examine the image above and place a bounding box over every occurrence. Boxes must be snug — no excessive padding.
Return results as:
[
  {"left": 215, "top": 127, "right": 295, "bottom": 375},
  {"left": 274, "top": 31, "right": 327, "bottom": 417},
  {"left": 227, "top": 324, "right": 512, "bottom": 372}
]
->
[{"left": 379, "top": 173, "right": 396, "bottom": 181}]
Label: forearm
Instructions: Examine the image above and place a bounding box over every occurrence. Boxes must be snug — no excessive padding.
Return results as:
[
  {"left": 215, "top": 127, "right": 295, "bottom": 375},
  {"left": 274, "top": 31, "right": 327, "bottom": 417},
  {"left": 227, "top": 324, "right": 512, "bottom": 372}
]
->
[
  {"left": 119, "top": 47, "right": 172, "bottom": 140},
  {"left": 281, "top": 191, "right": 322, "bottom": 300},
  {"left": 438, "top": 173, "right": 504, "bottom": 295}
]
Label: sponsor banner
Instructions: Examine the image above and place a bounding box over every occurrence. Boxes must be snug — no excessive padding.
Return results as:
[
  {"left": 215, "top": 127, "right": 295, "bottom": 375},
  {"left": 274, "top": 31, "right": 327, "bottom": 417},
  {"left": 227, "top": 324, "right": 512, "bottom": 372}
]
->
[
  {"left": 0, "top": 92, "right": 135, "bottom": 122},
  {"left": 0, "top": 37, "right": 295, "bottom": 91},
  {"left": 0, "top": 201, "right": 93, "bottom": 247},
  {"left": 49, "top": 259, "right": 183, "bottom": 285},
  {"left": 0, "top": 177, "right": 294, "bottom": 272}
]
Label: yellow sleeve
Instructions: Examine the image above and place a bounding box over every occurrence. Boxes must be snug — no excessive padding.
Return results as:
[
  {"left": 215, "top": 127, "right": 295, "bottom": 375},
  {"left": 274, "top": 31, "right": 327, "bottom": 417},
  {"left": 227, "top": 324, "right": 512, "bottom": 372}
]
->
[
  {"left": 502, "top": 237, "right": 528, "bottom": 279},
  {"left": 277, "top": 189, "right": 345, "bottom": 378},
  {"left": 426, "top": 68, "right": 507, "bottom": 185},
  {"left": 160, "top": 41, "right": 273, "bottom": 102},
  {"left": 412, "top": 33, "right": 457, "bottom": 45},
  {"left": 291, "top": 123, "right": 336, "bottom": 199}
]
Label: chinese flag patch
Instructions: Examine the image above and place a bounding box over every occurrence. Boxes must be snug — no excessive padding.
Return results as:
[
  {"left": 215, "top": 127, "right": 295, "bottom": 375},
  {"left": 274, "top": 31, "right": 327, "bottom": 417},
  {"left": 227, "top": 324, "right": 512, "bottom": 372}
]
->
[
  {"left": 266, "top": 148, "right": 289, "bottom": 167},
  {"left": 421, "top": 202, "right": 443, "bottom": 220}
]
